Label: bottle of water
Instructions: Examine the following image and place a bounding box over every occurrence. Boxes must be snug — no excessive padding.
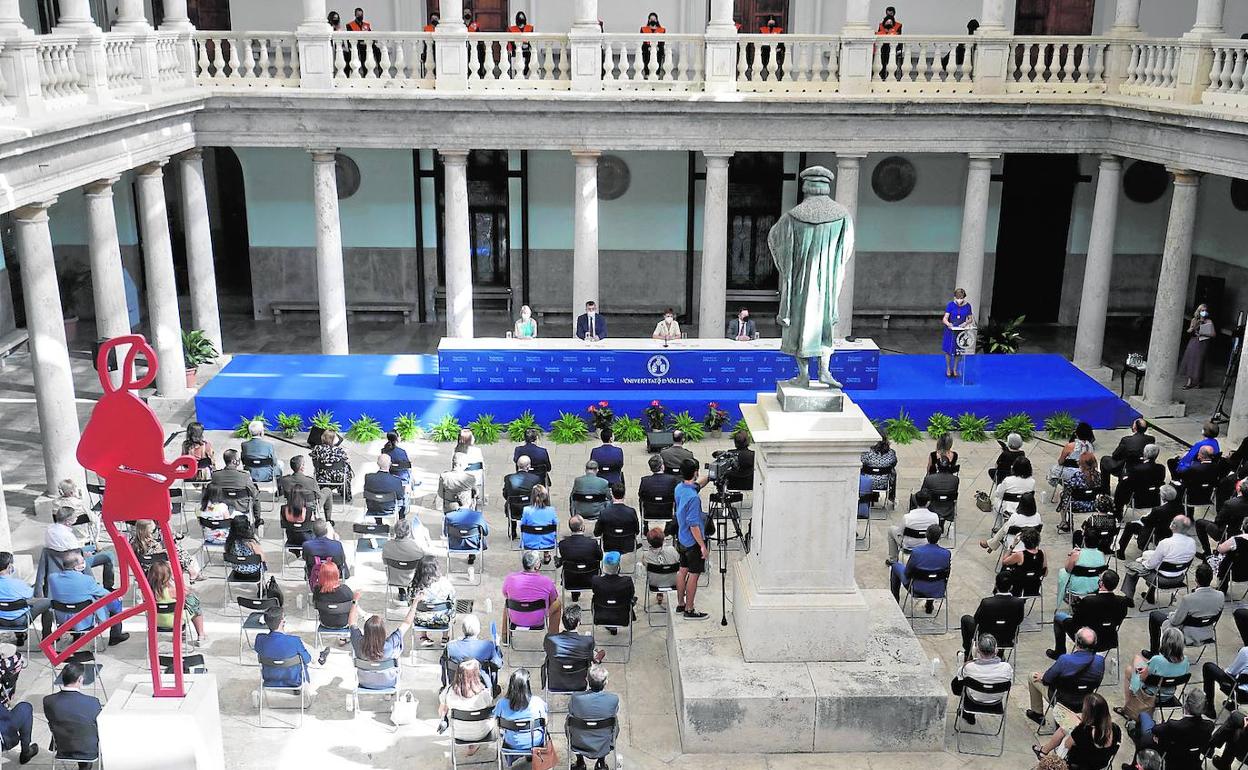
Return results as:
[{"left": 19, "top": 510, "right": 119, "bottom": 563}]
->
[{"left": 930, "top": 657, "right": 942, "bottom": 677}]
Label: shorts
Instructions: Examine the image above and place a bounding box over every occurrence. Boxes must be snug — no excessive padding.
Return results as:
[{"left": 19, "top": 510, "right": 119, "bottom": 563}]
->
[{"left": 677, "top": 542, "right": 705, "bottom": 574}]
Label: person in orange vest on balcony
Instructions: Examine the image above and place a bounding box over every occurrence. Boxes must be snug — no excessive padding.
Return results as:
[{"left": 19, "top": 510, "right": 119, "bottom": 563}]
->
[
  {"left": 876, "top": 6, "right": 903, "bottom": 35},
  {"left": 346, "top": 7, "right": 374, "bottom": 76},
  {"left": 508, "top": 11, "right": 534, "bottom": 77},
  {"left": 758, "top": 14, "right": 786, "bottom": 77},
  {"left": 423, "top": 12, "right": 438, "bottom": 32},
  {"left": 640, "top": 12, "right": 666, "bottom": 77},
  {"left": 347, "top": 7, "right": 372, "bottom": 32},
  {"left": 876, "top": 11, "right": 903, "bottom": 81},
  {"left": 463, "top": 10, "right": 480, "bottom": 32}
]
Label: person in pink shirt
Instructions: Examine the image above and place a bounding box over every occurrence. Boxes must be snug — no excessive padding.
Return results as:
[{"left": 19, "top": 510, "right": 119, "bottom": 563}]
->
[{"left": 501, "top": 552, "right": 561, "bottom": 643}]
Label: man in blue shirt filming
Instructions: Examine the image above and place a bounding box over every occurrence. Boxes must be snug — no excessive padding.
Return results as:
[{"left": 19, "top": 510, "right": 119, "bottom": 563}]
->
[{"left": 674, "top": 458, "right": 710, "bottom": 620}]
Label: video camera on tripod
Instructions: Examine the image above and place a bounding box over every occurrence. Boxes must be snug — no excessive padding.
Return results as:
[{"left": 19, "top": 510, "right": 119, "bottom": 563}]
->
[{"left": 705, "top": 449, "right": 742, "bottom": 488}]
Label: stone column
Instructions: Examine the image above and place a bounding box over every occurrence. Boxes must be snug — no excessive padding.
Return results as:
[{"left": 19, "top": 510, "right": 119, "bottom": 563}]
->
[
  {"left": 433, "top": 0, "right": 469, "bottom": 92},
  {"left": 979, "top": 0, "right": 1009, "bottom": 33},
  {"left": 442, "top": 150, "right": 474, "bottom": 339},
  {"left": 54, "top": 0, "right": 109, "bottom": 104},
  {"left": 955, "top": 155, "right": 998, "bottom": 324},
  {"left": 0, "top": 3, "right": 42, "bottom": 118},
  {"left": 180, "top": 150, "right": 223, "bottom": 356},
  {"left": 843, "top": 0, "right": 872, "bottom": 31},
  {"left": 569, "top": 0, "right": 602, "bottom": 92},
  {"left": 310, "top": 150, "right": 349, "bottom": 354},
  {"left": 1228, "top": 332, "right": 1248, "bottom": 450},
  {"left": 114, "top": 0, "right": 147, "bottom": 25},
  {"left": 834, "top": 154, "right": 865, "bottom": 339},
  {"left": 1111, "top": 0, "right": 1142, "bottom": 33},
  {"left": 85, "top": 177, "right": 131, "bottom": 386},
  {"left": 159, "top": 0, "right": 192, "bottom": 29},
  {"left": 135, "top": 161, "right": 188, "bottom": 396},
  {"left": 1072, "top": 156, "right": 1123, "bottom": 381},
  {"left": 14, "top": 199, "right": 83, "bottom": 494},
  {"left": 704, "top": 0, "right": 737, "bottom": 93},
  {"left": 54, "top": 0, "right": 93, "bottom": 27},
  {"left": 1191, "top": 0, "right": 1226, "bottom": 36},
  {"left": 296, "top": 0, "right": 333, "bottom": 89},
  {"left": 699, "top": 153, "right": 732, "bottom": 339},
  {"left": 572, "top": 151, "right": 601, "bottom": 321},
  {"left": 1133, "top": 170, "right": 1202, "bottom": 418}
]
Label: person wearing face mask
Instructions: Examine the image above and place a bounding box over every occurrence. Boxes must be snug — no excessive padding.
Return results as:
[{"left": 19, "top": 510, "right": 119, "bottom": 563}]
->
[
  {"left": 757, "top": 14, "right": 786, "bottom": 77},
  {"left": 1180, "top": 304, "right": 1216, "bottom": 390},
  {"left": 727, "top": 307, "right": 757, "bottom": 341},
  {"left": 640, "top": 12, "right": 666, "bottom": 77},
  {"left": 941, "top": 288, "right": 974, "bottom": 378},
  {"left": 327, "top": 10, "right": 342, "bottom": 30},
  {"left": 576, "top": 301, "right": 608, "bottom": 342},
  {"left": 513, "top": 305, "right": 538, "bottom": 340},
  {"left": 652, "top": 309, "right": 681, "bottom": 342},
  {"left": 876, "top": 9, "right": 902, "bottom": 80},
  {"left": 346, "top": 6, "right": 371, "bottom": 31},
  {"left": 345, "top": 7, "right": 375, "bottom": 78},
  {"left": 508, "top": 12, "right": 534, "bottom": 77},
  {"left": 877, "top": 6, "right": 903, "bottom": 34},
  {"left": 462, "top": 10, "right": 479, "bottom": 32}
]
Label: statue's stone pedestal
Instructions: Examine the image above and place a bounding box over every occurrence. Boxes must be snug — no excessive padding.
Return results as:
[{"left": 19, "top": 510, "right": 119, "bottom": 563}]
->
[{"left": 99, "top": 674, "right": 224, "bottom": 770}]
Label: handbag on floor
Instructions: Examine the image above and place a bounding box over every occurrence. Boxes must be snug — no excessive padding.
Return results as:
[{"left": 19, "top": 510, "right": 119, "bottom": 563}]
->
[
  {"left": 974, "top": 491, "right": 993, "bottom": 513},
  {"left": 531, "top": 741, "right": 558, "bottom": 770},
  {"left": 390, "top": 690, "right": 418, "bottom": 726}
]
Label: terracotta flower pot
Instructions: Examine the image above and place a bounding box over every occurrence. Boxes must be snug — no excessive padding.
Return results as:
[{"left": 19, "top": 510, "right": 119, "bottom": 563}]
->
[{"left": 185, "top": 367, "right": 198, "bottom": 389}]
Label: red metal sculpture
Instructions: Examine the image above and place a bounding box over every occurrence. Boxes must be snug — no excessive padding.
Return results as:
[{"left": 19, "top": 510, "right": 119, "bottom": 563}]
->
[{"left": 39, "top": 335, "right": 197, "bottom": 697}]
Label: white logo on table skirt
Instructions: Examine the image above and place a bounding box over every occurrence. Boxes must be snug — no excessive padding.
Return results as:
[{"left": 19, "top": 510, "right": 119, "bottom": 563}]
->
[{"left": 647, "top": 355, "right": 671, "bottom": 377}]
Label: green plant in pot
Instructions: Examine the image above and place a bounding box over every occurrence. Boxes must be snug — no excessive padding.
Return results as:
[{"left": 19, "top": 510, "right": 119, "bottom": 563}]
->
[
  {"left": 182, "top": 330, "right": 219, "bottom": 389},
  {"left": 276, "top": 412, "right": 304, "bottom": 439},
  {"left": 57, "top": 264, "right": 90, "bottom": 344}
]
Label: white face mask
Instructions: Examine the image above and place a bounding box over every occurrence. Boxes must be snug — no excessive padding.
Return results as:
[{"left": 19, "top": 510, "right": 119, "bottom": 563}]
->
[
  {"left": 1199, "top": 310, "right": 1208, "bottom": 318},
  {"left": 665, "top": 316, "right": 673, "bottom": 323}
]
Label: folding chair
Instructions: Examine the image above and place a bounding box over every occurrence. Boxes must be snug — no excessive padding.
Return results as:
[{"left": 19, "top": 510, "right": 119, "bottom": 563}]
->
[
  {"left": 503, "top": 598, "right": 548, "bottom": 654},
  {"left": 994, "top": 491, "right": 1025, "bottom": 532},
  {"left": 1014, "top": 567, "right": 1045, "bottom": 632},
  {"left": 497, "top": 716, "right": 546, "bottom": 769},
  {"left": 641, "top": 492, "right": 675, "bottom": 534},
  {"left": 217, "top": 487, "right": 257, "bottom": 526},
  {"left": 504, "top": 490, "right": 532, "bottom": 540},
  {"left": 449, "top": 706, "right": 498, "bottom": 770},
  {"left": 1180, "top": 612, "right": 1222, "bottom": 666},
  {"left": 1059, "top": 487, "right": 1099, "bottom": 534},
  {"left": 1035, "top": 681, "right": 1098, "bottom": 736},
  {"left": 196, "top": 515, "right": 232, "bottom": 568},
  {"left": 952, "top": 677, "right": 1011, "bottom": 756},
  {"left": 445, "top": 523, "right": 485, "bottom": 586},
  {"left": 351, "top": 522, "right": 391, "bottom": 572},
  {"left": 280, "top": 518, "right": 312, "bottom": 576},
  {"left": 159, "top": 653, "right": 207, "bottom": 675},
  {"left": 315, "top": 460, "right": 351, "bottom": 508},
  {"left": 930, "top": 492, "right": 959, "bottom": 543},
  {"left": 643, "top": 562, "right": 679, "bottom": 626},
  {"left": 973, "top": 619, "right": 1019, "bottom": 669},
  {"left": 543, "top": 655, "right": 589, "bottom": 707},
  {"left": 570, "top": 491, "right": 609, "bottom": 522},
  {"left": 243, "top": 456, "right": 279, "bottom": 518},
  {"left": 1222, "top": 547, "right": 1248, "bottom": 601},
  {"left": 411, "top": 599, "right": 454, "bottom": 659},
  {"left": 860, "top": 465, "right": 896, "bottom": 514},
  {"left": 132, "top": 551, "right": 170, "bottom": 604},
  {"left": 1139, "top": 558, "right": 1195, "bottom": 611},
  {"left": 561, "top": 561, "right": 599, "bottom": 607},
  {"left": 362, "top": 490, "right": 401, "bottom": 525},
  {"left": 566, "top": 714, "right": 621, "bottom": 770},
  {"left": 382, "top": 556, "right": 420, "bottom": 620},
  {"left": 237, "top": 596, "right": 280, "bottom": 665},
  {"left": 1147, "top": 671, "right": 1193, "bottom": 722},
  {"left": 591, "top": 594, "right": 635, "bottom": 663},
  {"left": 1089, "top": 616, "right": 1124, "bottom": 680},
  {"left": 48, "top": 599, "right": 103, "bottom": 655},
  {"left": 600, "top": 527, "right": 641, "bottom": 573},
  {"left": 516, "top": 524, "right": 558, "bottom": 570},
  {"left": 1184, "top": 480, "right": 1217, "bottom": 520},
  {"left": 223, "top": 552, "right": 266, "bottom": 607},
  {"left": 256, "top": 655, "right": 309, "bottom": 728},
  {"left": 0, "top": 599, "right": 38, "bottom": 660},
  {"left": 168, "top": 486, "right": 190, "bottom": 536},
  {"left": 856, "top": 492, "right": 874, "bottom": 552},
  {"left": 53, "top": 650, "right": 106, "bottom": 703},
  {"left": 349, "top": 658, "right": 400, "bottom": 716},
  {"left": 900, "top": 567, "right": 950, "bottom": 635},
  {"left": 1062, "top": 562, "right": 1108, "bottom": 608},
  {"left": 1126, "top": 484, "right": 1163, "bottom": 519},
  {"left": 313, "top": 598, "right": 356, "bottom": 650}
]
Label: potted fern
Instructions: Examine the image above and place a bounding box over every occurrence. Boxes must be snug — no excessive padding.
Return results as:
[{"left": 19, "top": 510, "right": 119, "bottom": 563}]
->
[{"left": 182, "top": 329, "right": 219, "bottom": 389}]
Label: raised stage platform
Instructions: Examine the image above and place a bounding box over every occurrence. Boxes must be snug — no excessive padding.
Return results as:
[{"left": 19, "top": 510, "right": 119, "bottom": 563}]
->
[{"left": 194, "top": 352, "right": 1138, "bottom": 431}]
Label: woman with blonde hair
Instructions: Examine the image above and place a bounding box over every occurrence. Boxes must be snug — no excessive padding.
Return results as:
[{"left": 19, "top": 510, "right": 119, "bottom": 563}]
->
[
  {"left": 148, "top": 559, "right": 205, "bottom": 645},
  {"left": 453, "top": 428, "right": 486, "bottom": 503},
  {"left": 438, "top": 659, "right": 495, "bottom": 751},
  {"left": 130, "top": 519, "right": 200, "bottom": 582},
  {"left": 513, "top": 305, "right": 538, "bottom": 339}
]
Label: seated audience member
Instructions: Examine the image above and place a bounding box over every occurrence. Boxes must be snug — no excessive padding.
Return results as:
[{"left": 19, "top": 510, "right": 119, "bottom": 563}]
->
[
  {"left": 46, "top": 506, "right": 115, "bottom": 590},
  {"left": 383, "top": 518, "right": 433, "bottom": 601},
  {"left": 927, "top": 434, "right": 959, "bottom": 475},
  {"left": 0, "top": 683, "right": 36, "bottom": 764},
  {"left": 1116, "top": 443, "right": 1168, "bottom": 516},
  {"left": 1180, "top": 445, "right": 1223, "bottom": 513},
  {"left": 889, "top": 524, "right": 951, "bottom": 613},
  {"left": 1048, "top": 422, "right": 1096, "bottom": 494},
  {"left": 303, "top": 519, "right": 349, "bottom": 580},
  {"left": 990, "top": 456, "right": 1036, "bottom": 520},
  {"left": 502, "top": 552, "right": 561, "bottom": 642},
  {"left": 642, "top": 528, "right": 679, "bottom": 605},
  {"left": 571, "top": 461, "right": 611, "bottom": 520},
  {"left": 1025, "top": 627, "right": 1105, "bottom": 724},
  {"left": 1121, "top": 516, "right": 1198, "bottom": 608},
  {"left": 857, "top": 470, "right": 875, "bottom": 521},
  {"left": 1057, "top": 529, "right": 1109, "bottom": 606},
  {"left": 568, "top": 665, "right": 621, "bottom": 770},
  {"left": 1216, "top": 519, "right": 1248, "bottom": 594},
  {"left": 277, "top": 455, "right": 332, "bottom": 521},
  {"left": 1172, "top": 421, "right": 1221, "bottom": 476},
  {"left": 52, "top": 479, "right": 99, "bottom": 542},
  {"left": 1001, "top": 527, "right": 1047, "bottom": 595},
  {"left": 886, "top": 489, "right": 938, "bottom": 565},
  {"left": 0, "top": 552, "right": 50, "bottom": 643},
  {"left": 48, "top": 550, "right": 129, "bottom": 646},
  {"left": 240, "top": 420, "right": 282, "bottom": 482},
  {"left": 575, "top": 300, "right": 607, "bottom": 341},
  {"left": 660, "top": 431, "right": 697, "bottom": 476},
  {"left": 726, "top": 307, "right": 756, "bottom": 341},
  {"left": 1130, "top": 750, "right": 1165, "bottom": 770},
  {"left": 200, "top": 449, "right": 262, "bottom": 528},
  {"left": 980, "top": 490, "right": 1041, "bottom": 553},
  {"left": 1102, "top": 418, "right": 1156, "bottom": 480},
  {"left": 651, "top": 308, "right": 681, "bottom": 342},
  {"left": 1202, "top": 482, "right": 1248, "bottom": 558},
  {"left": 312, "top": 561, "right": 360, "bottom": 645},
  {"left": 1032, "top": 692, "right": 1120, "bottom": 767},
  {"left": 558, "top": 517, "right": 603, "bottom": 601},
  {"left": 148, "top": 560, "right": 205, "bottom": 646},
  {"left": 951, "top": 633, "right": 1013, "bottom": 723},
  {"left": 412, "top": 556, "right": 456, "bottom": 646},
  {"left": 1149, "top": 562, "right": 1223, "bottom": 654},
  {"left": 444, "top": 497, "right": 489, "bottom": 563},
  {"left": 130, "top": 518, "right": 199, "bottom": 582},
  {"left": 444, "top": 615, "right": 504, "bottom": 690},
  {"left": 958, "top": 571, "right": 1025, "bottom": 659},
  {"left": 1049, "top": 569, "right": 1128, "bottom": 658},
  {"left": 1118, "top": 483, "right": 1183, "bottom": 560},
  {"left": 1133, "top": 690, "right": 1214, "bottom": 770},
  {"left": 182, "top": 421, "right": 215, "bottom": 481},
  {"left": 1056, "top": 452, "right": 1100, "bottom": 532},
  {"left": 504, "top": 456, "right": 544, "bottom": 537},
  {"left": 919, "top": 463, "right": 959, "bottom": 526},
  {"left": 595, "top": 484, "right": 639, "bottom": 545},
  {"left": 513, "top": 428, "right": 553, "bottom": 482},
  {"left": 544, "top": 604, "right": 605, "bottom": 685},
  {"left": 310, "top": 429, "right": 354, "bottom": 504},
  {"left": 520, "top": 484, "right": 559, "bottom": 557},
  {"left": 438, "top": 659, "right": 495, "bottom": 752},
  {"left": 1204, "top": 643, "right": 1248, "bottom": 722},
  {"left": 990, "top": 433, "right": 1026, "bottom": 486},
  {"left": 381, "top": 432, "right": 412, "bottom": 485},
  {"left": 495, "top": 669, "right": 549, "bottom": 758},
  {"left": 638, "top": 455, "right": 680, "bottom": 513},
  {"left": 254, "top": 605, "right": 312, "bottom": 688},
  {"left": 352, "top": 603, "right": 418, "bottom": 690},
  {"left": 725, "top": 430, "right": 756, "bottom": 490},
  {"left": 452, "top": 429, "right": 487, "bottom": 503},
  {"left": 362, "top": 454, "right": 406, "bottom": 519},
  {"left": 42, "top": 662, "right": 99, "bottom": 766},
  {"left": 591, "top": 552, "right": 635, "bottom": 634},
  {"left": 513, "top": 304, "right": 539, "bottom": 339},
  {"left": 439, "top": 459, "right": 478, "bottom": 513},
  {"left": 224, "top": 517, "right": 266, "bottom": 586},
  {"left": 1122, "top": 627, "right": 1191, "bottom": 712},
  {"left": 589, "top": 428, "right": 625, "bottom": 487}
]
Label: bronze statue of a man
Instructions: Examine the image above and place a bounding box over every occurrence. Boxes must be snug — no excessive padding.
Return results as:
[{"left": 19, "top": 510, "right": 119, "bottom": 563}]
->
[{"left": 768, "top": 166, "right": 856, "bottom": 389}]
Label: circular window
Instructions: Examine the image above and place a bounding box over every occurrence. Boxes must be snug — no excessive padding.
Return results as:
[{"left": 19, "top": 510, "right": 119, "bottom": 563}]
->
[
  {"left": 598, "top": 155, "right": 631, "bottom": 201},
  {"left": 334, "top": 153, "right": 361, "bottom": 200},
  {"left": 871, "top": 156, "right": 917, "bottom": 202},
  {"left": 1122, "top": 161, "right": 1169, "bottom": 204}
]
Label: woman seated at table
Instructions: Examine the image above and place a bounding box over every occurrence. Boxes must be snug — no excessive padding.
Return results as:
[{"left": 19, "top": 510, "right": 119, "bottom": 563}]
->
[
  {"left": 652, "top": 308, "right": 681, "bottom": 341},
  {"left": 513, "top": 305, "right": 538, "bottom": 339}
]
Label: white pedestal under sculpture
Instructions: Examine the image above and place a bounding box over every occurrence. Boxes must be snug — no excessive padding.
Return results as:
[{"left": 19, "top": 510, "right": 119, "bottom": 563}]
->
[{"left": 98, "top": 674, "right": 225, "bottom": 770}]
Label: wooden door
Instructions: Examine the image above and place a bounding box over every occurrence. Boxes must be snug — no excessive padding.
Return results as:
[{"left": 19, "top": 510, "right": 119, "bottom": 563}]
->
[
  {"left": 431, "top": 0, "right": 508, "bottom": 31},
  {"left": 1014, "top": 0, "right": 1094, "bottom": 35},
  {"left": 731, "top": 0, "right": 789, "bottom": 32}
]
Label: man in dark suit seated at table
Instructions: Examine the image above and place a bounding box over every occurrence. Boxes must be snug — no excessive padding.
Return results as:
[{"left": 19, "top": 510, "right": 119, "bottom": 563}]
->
[
  {"left": 362, "top": 454, "right": 406, "bottom": 519},
  {"left": 575, "top": 300, "right": 608, "bottom": 341},
  {"left": 1101, "top": 418, "right": 1155, "bottom": 482},
  {"left": 726, "top": 307, "right": 757, "bottom": 341},
  {"left": 201, "top": 449, "right": 262, "bottom": 528},
  {"left": 589, "top": 428, "right": 625, "bottom": 487},
  {"left": 43, "top": 662, "right": 100, "bottom": 768},
  {"left": 513, "top": 428, "right": 552, "bottom": 483}
]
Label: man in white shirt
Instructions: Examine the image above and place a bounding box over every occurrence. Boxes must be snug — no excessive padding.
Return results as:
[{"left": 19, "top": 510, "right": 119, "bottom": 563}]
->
[
  {"left": 652, "top": 309, "right": 681, "bottom": 341},
  {"left": 45, "top": 507, "right": 115, "bottom": 590},
  {"left": 1122, "top": 515, "right": 1199, "bottom": 608},
  {"left": 885, "top": 489, "right": 939, "bottom": 564},
  {"left": 952, "top": 633, "right": 1013, "bottom": 721},
  {"left": 1203, "top": 643, "right": 1248, "bottom": 720}
]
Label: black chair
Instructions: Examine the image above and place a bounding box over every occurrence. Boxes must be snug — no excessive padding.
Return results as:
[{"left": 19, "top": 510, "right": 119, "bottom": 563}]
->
[
  {"left": 860, "top": 465, "right": 895, "bottom": 512},
  {"left": 544, "top": 655, "right": 590, "bottom": 700},
  {"left": 237, "top": 595, "right": 280, "bottom": 665},
  {"left": 560, "top": 561, "right": 599, "bottom": 606},
  {"left": 498, "top": 716, "right": 546, "bottom": 768},
  {"left": 257, "top": 655, "right": 308, "bottom": 728},
  {"left": 900, "top": 567, "right": 950, "bottom": 634},
  {"left": 351, "top": 522, "right": 391, "bottom": 573},
  {"left": 1063, "top": 562, "right": 1108, "bottom": 606},
  {"left": 1128, "top": 484, "right": 1163, "bottom": 514},
  {"left": 504, "top": 597, "right": 549, "bottom": 653},
  {"left": 570, "top": 491, "right": 608, "bottom": 520},
  {"left": 1036, "top": 680, "right": 1100, "bottom": 736},
  {"left": 504, "top": 490, "right": 532, "bottom": 539},
  {"left": 591, "top": 594, "right": 634, "bottom": 662},
  {"left": 1140, "top": 558, "right": 1195, "bottom": 610},
  {"left": 159, "top": 653, "right": 207, "bottom": 675},
  {"left": 1145, "top": 671, "right": 1193, "bottom": 721},
  {"left": 953, "top": 677, "right": 1011, "bottom": 756},
  {"left": 601, "top": 526, "right": 640, "bottom": 566},
  {"left": 0, "top": 599, "right": 37, "bottom": 658},
  {"left": 644, "top": 562, "right": 679, "bottom": 626},
  {"left": 1012, "top": 567, "right": 1045, "bottom": 630},
  {"left": 1184, "top": 481, "right": 1217, "bottom": 518},
  {"left": 382, "top": 556, "right": 420, "bottom": 619},
  {"left": 1179, "top": 611, "right": 1221, "bottom": 666},
  {"left": 641, "top": 492, "right": 676, "bottom": 531},
  {"left": 448, "top": 706, "right": 498, "bottom": 769},
  {"left": 362, "top": 489, "right": 400, "bottom": 523},
  {"left": 566, "top": 714, "right": 620, "bottom": 770}
]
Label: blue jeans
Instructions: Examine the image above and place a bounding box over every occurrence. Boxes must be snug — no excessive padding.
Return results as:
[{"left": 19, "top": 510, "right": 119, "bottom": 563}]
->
[{"left": 1138, "top": 711, "right": 1157, "bottom": 747}]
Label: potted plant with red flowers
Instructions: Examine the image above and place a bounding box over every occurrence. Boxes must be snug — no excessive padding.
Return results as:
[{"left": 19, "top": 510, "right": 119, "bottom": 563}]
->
[
  {"left": 703, "top": 401, "right": 729, "bottom": 436},
  {"left": 587, "top": 400, "right": 614, "bottom": 432},
  {"left": 643, "top": 400, "right": 668, "bottom": 432}
]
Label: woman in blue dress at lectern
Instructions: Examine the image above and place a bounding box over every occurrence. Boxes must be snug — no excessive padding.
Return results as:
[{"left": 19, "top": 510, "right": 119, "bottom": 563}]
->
[{"left": 941, "top": 288, "right": 974, "bottom": 378}]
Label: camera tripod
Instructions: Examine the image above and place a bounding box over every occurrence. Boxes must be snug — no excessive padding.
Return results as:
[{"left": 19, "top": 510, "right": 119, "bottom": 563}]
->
[
  {"left": 707, "top": 485, "right": 751, "bottom": 626},
  {"left": 1212, "top": 317, "right": 1245, "bottom": 424}
]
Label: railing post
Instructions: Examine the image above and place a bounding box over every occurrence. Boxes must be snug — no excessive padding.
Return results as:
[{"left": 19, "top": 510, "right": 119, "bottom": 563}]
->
[
  {"left": 114, "top": 0, "right": 160, "bottom": 94},
  {"left": 433, "top": 0, "right": 469, "bottom": 92},
  {"left": 704, "top": 0, "right": 737, "bottom": 94},
  {"left": 297, "top": 0, "right": 334, "bottom": 89},
  {"left": 0, "top": 1, "right": 44, "bottom": 117},
  {"left": 158, "top": 0, "right": 196, "bottom": 88},
  {"left": 1174, "top": 0, "right": 1223, "bottom": 103},
  {"left": 971, "top": 30, "right": 1012, "bottom": 95},
  {"left": 569, "top": 0, "right": 602, "bottom": 92},
  {"left": 56, "top": 0, "right": 111, "bottom": 104},
  {"left": 838, "top": 36, "right": 872, "bottom": 94}
]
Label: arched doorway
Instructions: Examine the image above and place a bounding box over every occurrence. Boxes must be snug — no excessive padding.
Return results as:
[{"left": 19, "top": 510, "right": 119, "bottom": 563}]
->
[{"left": 206, "top": 148, "right": 252, "bottom": 315}]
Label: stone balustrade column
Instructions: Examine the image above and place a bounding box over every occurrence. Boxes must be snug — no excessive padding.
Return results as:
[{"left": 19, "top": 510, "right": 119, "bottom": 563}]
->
[
  {"left": 1072, "top": 155, "right": 1123, "bottom": 381},
  {"left": 1135, "top": 170, "right": 1201, "bottom": 417},
  {"left": 310, "top": 150, "right": 350, "bottom": 354},
  {"left": 433, "top": 0, "right": 469, "bottom": 92},
  {"left": 843, "top": 0, "right": 872, "bottom": 32},
  {"left": 572, "top": 151, "right": 601, "bottom": 324},
  {"left": 296, "top": 0, "right": 333, "bottom": 89},
  {"left": 136, "top": 161, "right": 188, "bottom": 395},
  {"left": 1112, "top": 0, "right": 1142, "bottom": 33},
  {"left": 704, "top": 0, "right": 738, "bottom": 93},
  {"left": 699, "top": 153, "right": 732, "bottom": 338},
  {"left": 14, "top": 199, "right": 84, "bottom": 494},
  {"left": 839, "top": 0, "right": 874, "bottom": 94},
  {"left": 55, "top": 0, "right": 110, "bottom": 104},
  {"left": 0, "top": 1, "right": 44, "bottom": 117},
  {"left": 115, "top": 0, "right": 147, "bottom": 25},
  {"left": 834, "top": 154, "right": 865, "bottom": 339},
  {"left": 442, "top": 151, "right": 474, "bottom": 339},
  {"left": 979, "top": 0, "right": 1009, "bottom": 33},
  {"left": 955, "top": 155, "right": 998, "bottom": 324},
  {"left": 55, "top": 0, "right": 93, "bottom": 27},
  {"left": 569, "top": 0, "right": 602, "bottom": 92},
  {"left": 1175, "top": 0, "right": 1223, "bottom": 103},
  {"left": 85, "top": 177, "right": 131, "bottom": 387},
  {"left": 0, "top": 0, "right": 21, "bottom": 28},
  {"left": 160, "top": 0, "right": 192, "bottom": 30},
  {"left": 180, "top": 149, "right": 223, "bottom": 356},
  {"left": 1191, "top": 0, "right": 1226, "bottom": 36}
]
